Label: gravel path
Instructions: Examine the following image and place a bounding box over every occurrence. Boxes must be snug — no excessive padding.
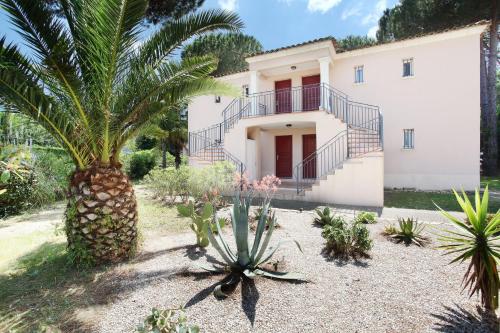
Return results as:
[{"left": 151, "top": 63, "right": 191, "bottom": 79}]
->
[{"left": 95, "top": 208, "right": 499, "bottom": 333}]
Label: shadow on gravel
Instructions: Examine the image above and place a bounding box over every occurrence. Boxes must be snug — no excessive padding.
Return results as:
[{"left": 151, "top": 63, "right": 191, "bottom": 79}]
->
[
  {"left": 320, "top": 249, "right": 371, "bottom": 267},
  {"left": 431, "top": 304, "right": 499, "bottom": 333}
]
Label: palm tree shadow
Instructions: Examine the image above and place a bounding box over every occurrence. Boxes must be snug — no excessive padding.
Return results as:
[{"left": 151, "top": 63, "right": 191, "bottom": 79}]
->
[
  {"left": 431, "top": 303, "right": 499, "bottom": 332},
  {"left": 241, "top": 277, "right": 259, "bottom": 326}
]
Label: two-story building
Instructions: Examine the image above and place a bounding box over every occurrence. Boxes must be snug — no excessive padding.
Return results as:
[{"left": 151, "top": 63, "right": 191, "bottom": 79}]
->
[{"left": 187, "top": 21, "right": 487, "bottom": 207}]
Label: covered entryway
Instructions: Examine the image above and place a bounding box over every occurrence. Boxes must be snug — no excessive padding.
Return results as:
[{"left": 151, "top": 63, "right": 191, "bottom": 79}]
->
[
  {"left": 275, "top": 79, "right": 292, "bottom": 113},
  {"left": 275, "top": 135, "right": 293, "bottom": 178},
  {"left": 302, "top": 134, "right": 316, "bottom": 178},
  {"left": 302, "top": 75, "right": 320, "bottom": 111}
]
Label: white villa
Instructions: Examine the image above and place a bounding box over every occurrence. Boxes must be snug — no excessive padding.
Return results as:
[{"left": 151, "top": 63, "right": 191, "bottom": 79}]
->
[{"left": 187, "top": 22, "right": 488, "bottom": 207}]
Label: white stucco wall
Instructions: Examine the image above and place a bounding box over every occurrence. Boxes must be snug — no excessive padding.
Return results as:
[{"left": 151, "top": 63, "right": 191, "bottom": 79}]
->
[{"left": 332, "top": 32, "right": 481, "bottom": 190}]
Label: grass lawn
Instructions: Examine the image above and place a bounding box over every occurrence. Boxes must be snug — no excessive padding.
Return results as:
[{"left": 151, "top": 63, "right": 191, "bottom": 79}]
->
[
  {"left": 0, "top": 195, "right": 190, "bottom": 333},
  {"left": 385, "top": 176, "right": 500, "bottom": 212}
]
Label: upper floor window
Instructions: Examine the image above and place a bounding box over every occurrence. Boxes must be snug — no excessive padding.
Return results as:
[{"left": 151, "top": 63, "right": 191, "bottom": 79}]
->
[
  {"left": 214, "top": 95, "right": 221, "bottom": 103},
  {"left": 354, "top": 65, "right": 364, "bottom": 84},
  {"left": 403, "top": 58, "right": 414, "bottom": 77},
  {"left": 403, "top": 129, "right": 415, "bottom": 149}
]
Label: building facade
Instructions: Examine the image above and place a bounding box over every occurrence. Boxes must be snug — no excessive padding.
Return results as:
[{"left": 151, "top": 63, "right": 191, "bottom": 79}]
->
[{"left": 187, "top": 22, "right": 487, "bottom": 207}]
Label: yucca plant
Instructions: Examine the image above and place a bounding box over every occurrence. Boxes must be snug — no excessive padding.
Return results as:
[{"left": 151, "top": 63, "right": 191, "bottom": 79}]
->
[
  {"left": 384, "top": 217, "right": 428, "bottom": 246},
  {"left": 0, "top": 0, "right": 242, "bottom": 264},
  {"left": 205, "top": 174, "right": 303, "bottom": 297},
  {"left": 437, "top": 187, "right": 500, "bottom": 310}
]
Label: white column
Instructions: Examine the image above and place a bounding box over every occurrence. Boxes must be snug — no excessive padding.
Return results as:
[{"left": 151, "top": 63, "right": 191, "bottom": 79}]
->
[
  {"left": 318, "top": 57, "right": 331, "bottom": 111},
  {"left": 250, "top": 70, "right": 259, "bottom": 115}
]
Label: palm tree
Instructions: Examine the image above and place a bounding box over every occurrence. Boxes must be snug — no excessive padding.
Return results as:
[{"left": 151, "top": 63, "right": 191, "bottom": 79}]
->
[{"left": 0, "top": 0, "right": 242, "bottom": 265}]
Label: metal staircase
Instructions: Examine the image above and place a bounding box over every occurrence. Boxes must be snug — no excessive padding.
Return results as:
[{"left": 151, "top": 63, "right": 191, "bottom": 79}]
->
[{"left": 187, "top": 83, "right": 383, "bottom": 190}]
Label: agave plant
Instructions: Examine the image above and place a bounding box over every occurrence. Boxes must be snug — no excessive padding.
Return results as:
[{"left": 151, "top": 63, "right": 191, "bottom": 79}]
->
[
  {"left": 314, "top": 207, "right": 334, "bottom": 226},
  {"left": 0, "top": 0, "right": 242, "bottom": 264},
  {"left": 205, "top": 175, "right": 303, "bottom": 297},
  {"left": 437, "top": 187, "right": 500, "bottom": 310},
  {"left": 384, "top": 217, "right": 428, "bottom": 246}
]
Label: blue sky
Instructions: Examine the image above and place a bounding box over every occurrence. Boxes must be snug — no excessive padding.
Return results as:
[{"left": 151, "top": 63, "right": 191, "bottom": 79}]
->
[{"left": 0, "top": 0, "right": 399, "bottom": 55}]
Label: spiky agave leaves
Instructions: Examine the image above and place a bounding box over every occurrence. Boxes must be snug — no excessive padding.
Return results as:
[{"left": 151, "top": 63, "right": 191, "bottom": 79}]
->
[
  {"left": 388, "top": 217, "right": 428, "bottom": 247},
  {"left": 436, "top": 186, "right": 500, "bottom": 310},
  {"left": 206, "top": 196, "right": 303, "bottom": 298}
]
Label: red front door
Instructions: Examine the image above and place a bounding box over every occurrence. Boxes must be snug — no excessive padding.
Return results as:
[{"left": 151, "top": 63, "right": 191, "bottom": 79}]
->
[
  {"left": 275, "top": 135, "right": 293, "bottom": 178},
  {"left": 302, "top": 134, "right": 316, "bottom": 179},
  {"left": 302, "top": 75, "right": 320, "bottom": 111},
  {"left": 275, "top": 79, "right": 292, "bottom": 113}
]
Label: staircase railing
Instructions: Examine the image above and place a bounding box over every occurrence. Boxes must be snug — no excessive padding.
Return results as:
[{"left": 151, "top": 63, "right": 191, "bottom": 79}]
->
[
  {"left": 294, "top": 113, "right": 383, "bottom": 194},
  {"left": 188, "top": 83, "right": 384, "bottom": 190}
]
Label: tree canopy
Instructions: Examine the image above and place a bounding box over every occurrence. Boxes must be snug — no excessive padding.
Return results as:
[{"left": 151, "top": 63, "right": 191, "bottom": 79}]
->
[
  {"left": 336, "top": 35, "right": 377, "bottom": 52},
  {"left": 377, "top": 0, "right": 496, "bottom": 41},
  {"left": 182, "top": 33, "right": 263, "bottom": 76}
]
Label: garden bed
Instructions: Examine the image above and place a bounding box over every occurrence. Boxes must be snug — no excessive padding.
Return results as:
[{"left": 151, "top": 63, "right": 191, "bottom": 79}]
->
[{"left": 96, "top": 208, "right": 499, "bottom": 333}]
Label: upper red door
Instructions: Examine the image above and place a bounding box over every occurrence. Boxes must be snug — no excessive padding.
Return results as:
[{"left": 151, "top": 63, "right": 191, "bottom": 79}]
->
[
  {"left": 275, "top": 79, "right": 292, "bottom": 114},
  {"left": 302, "top": 75, "right": 320, "bottom": 111},
  {"left": 275, "top": 135, "right": 293, "bottom": 178},
  {"left": 302, "top": 134, "right": 317, "bottom": 179}
]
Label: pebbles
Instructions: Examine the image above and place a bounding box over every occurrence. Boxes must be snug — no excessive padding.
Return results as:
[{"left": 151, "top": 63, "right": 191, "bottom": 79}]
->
[{"left": 95, "top": 209, "right": 499, "bottom": 333}]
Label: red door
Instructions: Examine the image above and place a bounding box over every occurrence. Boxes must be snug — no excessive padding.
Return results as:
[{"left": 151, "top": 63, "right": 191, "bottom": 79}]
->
[
  {"left": 275, "top": 135, "right": 293, "bottom": 178},
  {"left": 275, "top": 79, "right": 292, "bottom": 113},
  {"left": 302, "top": 134, "right": 316, "bottom": 179},
  {"left": 302, "top": 75, "right": 320, "bottom": 111}
]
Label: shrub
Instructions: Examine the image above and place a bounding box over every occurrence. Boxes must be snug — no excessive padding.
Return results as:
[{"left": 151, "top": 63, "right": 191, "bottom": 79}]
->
[
  {"left": 354, "top": 211, "right": 377, "bottom": 224},
  {"left": 314, "top": 207, "right": 334, "bottom": 225},
  {"left": 188, "top": 161, "right": 235, "bottom": 202},
  {"left": 321, "top": 216, "right": 373, "bottom": 259},
  {"left": 145, "top": 166, "right": 190, "bottom": 204},
  {"left": 0, "top": 161, "right": 34, "bottom": 217},
  {"left": 135, "top": 135, "right": 158, "bottom": 150},
  {"left": 437, "top": 187, "right": 500, "bottom": 310},
  {"left": 136, "top": 307, "right": 199, "bottom": 333},
  {"left": 383, "top": 217, "right": 428, "bottom": 246},
  {"left": 129, "top": 150, "right": 157, "bottom": 180}
]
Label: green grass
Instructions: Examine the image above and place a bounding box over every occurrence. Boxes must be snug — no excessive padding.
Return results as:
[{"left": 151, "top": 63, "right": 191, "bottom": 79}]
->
[
  {"left": 0, "top": 194, "right": 190, "bottom": 332},
  {"left": 385, "top": 176, "right": 500, "bottom": 211}
]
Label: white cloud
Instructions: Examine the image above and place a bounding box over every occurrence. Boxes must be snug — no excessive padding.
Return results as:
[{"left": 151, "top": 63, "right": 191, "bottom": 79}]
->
[
  {"left": 218, "top": 0, "right": 237, "bottom": 11},
  {"left": 367, "top": 25, "right": 378, "bottom": 38},
  {"left": 307, "top": 0, "right": 342, "bottom": 13},
  {"left": 361, "top": 0, "right": 387, "bottom": 25},
  {"left": 341, "top": 5, "right": 361, "bottom": 20}
]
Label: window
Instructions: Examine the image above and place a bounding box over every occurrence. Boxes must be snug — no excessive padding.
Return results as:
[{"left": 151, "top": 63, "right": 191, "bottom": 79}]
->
[
  {"left": 354, "top": 65, "right": 364, "bottom": 83},
  {"left": 242, "top": 85, "right": 249, "bottom": 97},
  {"left": 214, "top": 95, "right": 221, "bottom": 103},
  {"left": 403, "top": 58, "right": 414, "bottom": 77},
  {"left": 403, "top": 129, "right": 415, "bottom": 149}
]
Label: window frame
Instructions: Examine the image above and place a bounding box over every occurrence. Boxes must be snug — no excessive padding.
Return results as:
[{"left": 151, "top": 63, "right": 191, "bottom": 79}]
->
[
  {"left": 402, "top": 58, "right": 414, "bottom": 78},
  {"left": 403, "top": 129, "right": 415, "bottom": 149},
  {"left": 354, "top": 65, "right": 364, "bottom": 84}
]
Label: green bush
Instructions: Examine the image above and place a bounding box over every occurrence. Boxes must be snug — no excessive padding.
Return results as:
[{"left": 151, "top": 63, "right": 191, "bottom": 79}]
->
[
  {"left": 0, "top": 162, "right": 35, "bottom": 217},
  {"left": 136, "top": 307, "right": 199, "bottom": 333},
  {"left": 128, "top": 150, "right": 157, "bottom": 180},
  {"left": 135, "top": 135, "right": 158, "bottom": 150},
  {"left": 354, "top": 211, "right": 377, "bottom": 224},
  {"left": 187, "top": 161, "right": 235, "bottom": 201},
  {"left": 145, "top": 166, "right": 190, "bottom": 204},
  {"left": 321, "top": 216, "right": 373, "bottom": 259}
]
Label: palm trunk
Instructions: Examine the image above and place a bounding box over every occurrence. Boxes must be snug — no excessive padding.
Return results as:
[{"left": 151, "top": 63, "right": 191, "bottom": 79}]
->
[
  {"left": 174, "top": 150, "right": 181, "bottom": 169},
  {"left": 485, "top": 5, "right": 499, "bottom": 175},
  {"left": 161, "top": 140, "right": 167, "bottom": 169},
  {"left": 65, "top": 165, "right": 138, "bottom": 265}
]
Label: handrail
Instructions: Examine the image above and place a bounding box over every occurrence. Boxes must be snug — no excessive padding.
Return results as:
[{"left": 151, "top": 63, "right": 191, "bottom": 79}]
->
[{"left": 188, "top": 83, "right": 384, "bottom": 191}]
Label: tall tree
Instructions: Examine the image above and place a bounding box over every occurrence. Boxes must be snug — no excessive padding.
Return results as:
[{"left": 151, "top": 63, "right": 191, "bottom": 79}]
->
[
  {"left": 45, "top": 0, "right": 205, "bottom": 24},
  {"left": 336, "top": 35, "right": 377, "bottom": 51},
  {"left": 0, "top": 0, "right": 242, "bottom": 265},
  {"left": 182, "top": 33, "right": 262, "bottom": 76},
  {"left": 376, "top": 0, "right": 499, "bottom": 174}
]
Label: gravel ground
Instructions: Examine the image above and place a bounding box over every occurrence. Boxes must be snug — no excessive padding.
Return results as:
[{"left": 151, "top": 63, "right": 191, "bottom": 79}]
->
[{"left": 95, "top": 208, "right": 499, "bottom": 333}]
